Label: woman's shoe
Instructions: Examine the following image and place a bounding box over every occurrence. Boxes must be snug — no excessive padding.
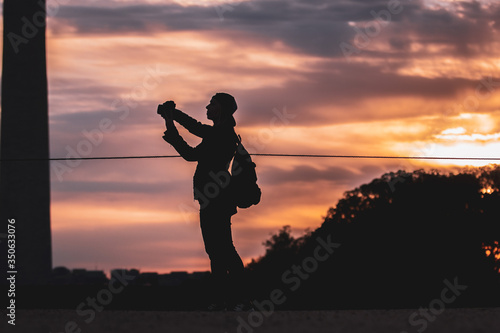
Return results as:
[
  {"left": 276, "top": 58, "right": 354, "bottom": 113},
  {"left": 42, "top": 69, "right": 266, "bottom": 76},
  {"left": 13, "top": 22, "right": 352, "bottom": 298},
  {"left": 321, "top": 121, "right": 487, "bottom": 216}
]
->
[
  {"left": 207, "top": 302, "right": 227, "bottom": 311},
  {"left": 230, "top": 301, "right": 255, "bottom": 312}
]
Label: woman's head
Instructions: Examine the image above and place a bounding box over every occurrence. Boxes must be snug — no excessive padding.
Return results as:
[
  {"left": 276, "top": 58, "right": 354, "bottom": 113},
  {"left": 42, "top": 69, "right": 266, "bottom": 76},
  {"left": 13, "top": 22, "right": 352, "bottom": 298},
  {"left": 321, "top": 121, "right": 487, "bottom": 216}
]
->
[{"left": 206, "top": 92, "right": 237, "bottom": 126}]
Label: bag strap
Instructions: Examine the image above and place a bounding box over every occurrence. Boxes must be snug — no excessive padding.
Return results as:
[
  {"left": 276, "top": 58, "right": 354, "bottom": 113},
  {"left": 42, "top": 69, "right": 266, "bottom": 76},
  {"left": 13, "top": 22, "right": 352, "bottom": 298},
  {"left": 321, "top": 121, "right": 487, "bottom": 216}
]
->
[{"left": 235, "top": 133, "right": 242, "bottom": 144}]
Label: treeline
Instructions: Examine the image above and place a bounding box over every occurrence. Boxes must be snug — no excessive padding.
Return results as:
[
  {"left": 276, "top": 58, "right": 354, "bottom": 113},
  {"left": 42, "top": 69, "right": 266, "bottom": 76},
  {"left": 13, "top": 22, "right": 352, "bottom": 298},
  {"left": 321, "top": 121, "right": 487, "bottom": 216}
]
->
[{"left": 246, "top": 166, "right": 500, "bottom": 309}]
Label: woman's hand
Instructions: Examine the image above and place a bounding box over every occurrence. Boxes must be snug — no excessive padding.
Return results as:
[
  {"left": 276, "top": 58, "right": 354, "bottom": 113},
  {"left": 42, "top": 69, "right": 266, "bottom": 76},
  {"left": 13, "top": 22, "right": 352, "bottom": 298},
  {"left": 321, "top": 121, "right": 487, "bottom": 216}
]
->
[
  {"left": 163, "top": 101, "right": 176, "bottom": 113},
  {"left": 158, "top": 100, "right": 177, "bottom": 130},
  {"left": 164, "top": 117, "right": 175, "bottom": 130},
  {"left": 157, "top": 100, "right": 176, "bottom": 120},
  {"left": 162, "top": 129, "right": 179, "bottom": 143}
]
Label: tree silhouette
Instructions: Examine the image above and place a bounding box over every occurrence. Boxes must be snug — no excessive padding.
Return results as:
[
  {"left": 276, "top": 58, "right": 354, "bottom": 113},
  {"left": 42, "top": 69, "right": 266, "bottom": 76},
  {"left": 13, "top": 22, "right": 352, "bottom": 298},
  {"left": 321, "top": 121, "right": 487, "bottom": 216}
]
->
[{"left": 248, "top": 167, "right": 500, "bottom": 309}]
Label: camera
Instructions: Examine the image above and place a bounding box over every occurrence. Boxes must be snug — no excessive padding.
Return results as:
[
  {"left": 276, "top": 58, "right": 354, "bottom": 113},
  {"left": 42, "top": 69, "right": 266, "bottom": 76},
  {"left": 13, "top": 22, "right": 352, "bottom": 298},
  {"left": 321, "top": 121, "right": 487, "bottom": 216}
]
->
[{"left": 157, "top": 101, "right": 176, "bottom": 118}]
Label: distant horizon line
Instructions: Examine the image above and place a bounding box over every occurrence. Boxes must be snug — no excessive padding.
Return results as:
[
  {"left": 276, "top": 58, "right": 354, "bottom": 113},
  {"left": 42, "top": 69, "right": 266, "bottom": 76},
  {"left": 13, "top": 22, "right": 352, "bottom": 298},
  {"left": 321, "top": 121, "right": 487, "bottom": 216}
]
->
[
  {"left": 2, "top": 153, "right": 500, "bottom": 162},
  {"left": 53, "top": 265, "right": 211, "bottom": 278}
]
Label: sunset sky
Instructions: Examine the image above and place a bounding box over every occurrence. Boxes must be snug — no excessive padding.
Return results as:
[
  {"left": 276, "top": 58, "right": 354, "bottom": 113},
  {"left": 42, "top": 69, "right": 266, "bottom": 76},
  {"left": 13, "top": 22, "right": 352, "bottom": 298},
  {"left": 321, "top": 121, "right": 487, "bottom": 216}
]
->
[{"left": 3, "top": 0, "right": 500, "bottom": 275}]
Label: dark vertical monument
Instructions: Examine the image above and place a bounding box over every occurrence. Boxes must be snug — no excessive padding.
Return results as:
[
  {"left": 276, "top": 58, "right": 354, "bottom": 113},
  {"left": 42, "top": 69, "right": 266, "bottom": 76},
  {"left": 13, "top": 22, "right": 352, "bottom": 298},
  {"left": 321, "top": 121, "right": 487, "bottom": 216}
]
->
[{"left": 0, "top": 0, "right": 52, "bottom": 284}]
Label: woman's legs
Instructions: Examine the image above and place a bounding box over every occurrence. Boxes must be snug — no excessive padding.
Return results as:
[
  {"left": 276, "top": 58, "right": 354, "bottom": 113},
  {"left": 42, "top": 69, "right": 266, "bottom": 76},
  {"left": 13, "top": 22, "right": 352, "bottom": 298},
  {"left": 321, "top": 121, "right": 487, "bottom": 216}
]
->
[{"left": 200, "top": 208, "right": 245, "bottom": 305}]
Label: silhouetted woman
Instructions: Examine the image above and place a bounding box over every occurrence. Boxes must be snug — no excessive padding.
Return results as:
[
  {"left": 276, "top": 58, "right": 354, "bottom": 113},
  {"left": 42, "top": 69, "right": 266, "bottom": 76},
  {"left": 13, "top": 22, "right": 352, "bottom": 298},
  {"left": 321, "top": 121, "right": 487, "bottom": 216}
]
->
[{"left": 159, "top": 93, "right": 250, "bottom": 311}]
